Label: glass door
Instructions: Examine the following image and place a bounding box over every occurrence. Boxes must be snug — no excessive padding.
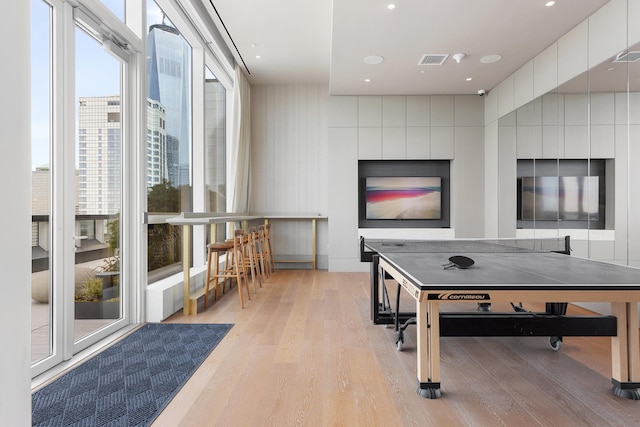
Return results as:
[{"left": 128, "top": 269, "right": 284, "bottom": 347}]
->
[
  {"left": 31, "top": 0, "right": 133, "bottom": 376},
  {"left": 30, "top": 0, "right": 54, "bottom": 367},
  {"left": 73, "top": 24, "right": 126, "bottom": 347}
]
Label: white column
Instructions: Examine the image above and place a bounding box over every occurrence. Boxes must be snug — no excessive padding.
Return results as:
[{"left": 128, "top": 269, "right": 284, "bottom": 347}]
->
[{"left": 0, "top": 1, "right": 32, "bottom": 424}]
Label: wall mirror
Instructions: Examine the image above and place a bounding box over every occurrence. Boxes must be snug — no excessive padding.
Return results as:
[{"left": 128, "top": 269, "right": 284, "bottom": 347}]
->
[{"left": 497, "top": 14, "right": 640, "bottom": 267}]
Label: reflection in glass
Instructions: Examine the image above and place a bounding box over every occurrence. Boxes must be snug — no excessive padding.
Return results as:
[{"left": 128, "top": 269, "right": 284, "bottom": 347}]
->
[
  {"left": 146, "top": 0, "right": 193, "bottom": 279},
  {"left": 100, "top": 0, "right": 125, "bottom": 21},
  {"left": 31, "top": 0, "right": 52, "bottom": 364},
  {"left": 521, "top": 176, "right": 599, "bottom": 221},
  {"left": 205, "top": 67, "right": 226, "bottom": 242},
  {"left": 74, "top": 26, "right": 123, "bottom": 340}
]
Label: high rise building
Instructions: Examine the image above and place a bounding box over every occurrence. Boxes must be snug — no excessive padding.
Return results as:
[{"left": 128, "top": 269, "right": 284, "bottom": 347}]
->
[
  {"left": 147, "top": 23, "right": 191, "bottom": 188},
  {"left": 77, "top": 95, "right": 121, "bottom": 215},
  {"left": 146, "top": 99, "right": 168, "bottom": 187}
]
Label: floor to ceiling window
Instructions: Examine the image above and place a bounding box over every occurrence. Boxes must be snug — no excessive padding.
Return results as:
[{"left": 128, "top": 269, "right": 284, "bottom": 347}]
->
[
  {"left": 100, "top": 0, "right": 124, "bottom": 21},
  {"left": 30, "top": 0, "right": 136, "bottom": 377},
  {"left": 146, "top": 0, "right": 193, "bottom": 281},
  {"left": 30, "top": 0, "right": 233, "bottom": 379},
  {"left": 204, "top": 66, "right": 227, "bottom": 242},
  {"left": 30, "top": 0, "right": 53, "bottom": 365},
  {"left": 73, "top": 24, "right": 124, "bottom": 343}
]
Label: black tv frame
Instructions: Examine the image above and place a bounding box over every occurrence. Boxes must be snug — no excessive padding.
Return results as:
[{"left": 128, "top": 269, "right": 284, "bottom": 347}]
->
[
  {"left": 358, "top": 160, "right": 450, "bottom": 229},
  {"left": 516, "top": 159, "right": 606, "bottom": 230}
]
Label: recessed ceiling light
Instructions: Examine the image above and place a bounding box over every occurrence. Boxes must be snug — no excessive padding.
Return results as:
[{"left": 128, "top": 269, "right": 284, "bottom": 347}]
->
[
  {"left": 364, "top": 55, "right": 384, "bottom": 65},
  {"left": 466, "top": 77, "right": 473, "bottom": 81},
  {"left": 255, "top": 55, "right": 261, "bottom": 59},
  {"left": 420, "top": 70, "right": 426, "bottom": 74},
  {"left": 365, "top": 78, "right": 371, "bottom": 83},
  {"left": 387, "top": 4, "right": 396, "bottom": 10},
  {"left": 608, "top": 67, "right": 615, "bottom": 71},
  {"left": 480, "top": 54, "right": 502, "bottom": 64},
  {"left": 545, "top": 1, "right": 555, "bottom": 6}
]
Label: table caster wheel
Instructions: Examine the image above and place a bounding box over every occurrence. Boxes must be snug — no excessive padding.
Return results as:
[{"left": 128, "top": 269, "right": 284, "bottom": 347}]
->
[{"left": 550, "top": 336, "right": 562, "bottom": 351}]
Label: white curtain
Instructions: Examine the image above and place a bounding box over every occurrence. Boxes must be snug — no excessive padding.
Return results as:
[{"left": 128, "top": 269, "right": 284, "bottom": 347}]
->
[{"left": 229, "top": 64, "right": 251, "bottom": 216}]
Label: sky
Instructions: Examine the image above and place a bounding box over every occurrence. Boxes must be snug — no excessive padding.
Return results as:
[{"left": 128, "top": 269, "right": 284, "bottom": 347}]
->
[{"left": 30, "top": 0, "right": 164, "bottom": 169}]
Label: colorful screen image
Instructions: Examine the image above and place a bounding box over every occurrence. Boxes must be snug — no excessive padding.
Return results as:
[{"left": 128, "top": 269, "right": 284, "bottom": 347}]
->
[
  {"left": 365, "top": 177, "right": 442, "bottom": 220},
  {"left": 521, "top": 176, "right": 599, "bottom": 221}
]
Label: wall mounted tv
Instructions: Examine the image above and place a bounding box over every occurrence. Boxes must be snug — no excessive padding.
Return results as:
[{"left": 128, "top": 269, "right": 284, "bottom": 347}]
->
[
  {"left": 521, "top": 176, "right": 599, "bottom": 221},
  {"left": 365, "top": 176, "right": 442, "bottom": 220}
]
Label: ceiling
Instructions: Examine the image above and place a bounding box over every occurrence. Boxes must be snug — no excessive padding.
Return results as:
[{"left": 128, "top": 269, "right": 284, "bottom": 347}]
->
[{"left": 205, "top": 0, "right": 612, "bottom": 95}]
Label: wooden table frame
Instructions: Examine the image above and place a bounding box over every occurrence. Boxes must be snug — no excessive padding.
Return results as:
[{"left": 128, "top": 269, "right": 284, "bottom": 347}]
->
[
  {"left": 371, "top": 252, "right": 640, "bottom": 400},
  {"left": 262, "top": 214, "right": 326, "bottom": 270},
  {"left": 166, "top": 213, "right": 326, "bottom": 315}
]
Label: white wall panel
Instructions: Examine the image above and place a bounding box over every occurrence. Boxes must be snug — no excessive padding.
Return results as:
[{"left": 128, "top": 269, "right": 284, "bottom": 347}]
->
[
  {"left": 615, "top": 92, "right": 629, "bottom": 125},
  {"left": 564, "top": 125, "right": 589, "bottom": 158},
  {"left": 430, "top": 126, "right": 455, "bottom": 159},
  {"left": 406, "top": 126, "right": 430, "bottom": 159},
  {"left": 406, "top": 96, "right": 430, "bottom": 126},
  {"left": 498, "top": 126, "right": 517, "bottom": 237},
  {"left": 590, "top": 124, "right": 615, "bottom": 158},
  {"left": 358, "top": 127, "right": 382, "bottom": 159},
  {"left": 454, "top": 95, "right": 484, "bottom": 126},
  {"left": 558, "top": 21, "right": 588, "bottom": 87},
  {"left": 497, "top": 75, "right": 515, "bottom": 118},
  {"left": 629, "top": 92, "right": 640, "bottom": 125},
  {"left": 614, "top": 125, "right": 629, "bottom": 263},
  {"left": 534, "top": 43, "right": 558, "bottom": 98},
  {"left": 484, "top": 121, "right": 499, "bottom": 236},
  {"left": 516, "top": 97, "right": 542, "bottom": 126},
  {"left": 484, "top": 89, "right": 499, "bottom": 125},
  {"left": 382, "top": 127, "right": 406, "bottom": 159},
  {"left": 430, "top": 96, "right": 454, "bottom": 126},
  {"left": 327, "top": 95, "right": 484, "bottom": 270},
  {"left": 453, "top": 127, "right": 485, "bottom": 237},
  {"left": 628, "top": 124, "right": 640, "bottom": 265},
  {"left": 542, "top": 125, "right": 562, "bottom": 158},
  {"left": 328, "top": 96, "right": 357, "bottom": 127},
  {"left": 589, "top": 0, "right": 628, "bottom": 69},
  {"left": 514, "top": 60, "right": 534, "bottom": 109},
  {"left": 327, "top": 127, "right": 360, "bottom": 270},
  {"left": 382, "top": 96, "right": 406, "bottom": 126},
  {"left": 631, "top": 0, "right": 640, "bottom": 46},
  {"left": 251, "top": 85, "right": 329, "bottom": 264},
  {"left": 358, "top": 96, "right": 382, "bottom": 126},
  {"left": 542, "top": 93, "right": 563, "bottom": 125},
  {"left": 564, "top": 94, "right": 589, "bottom": 125},
  {"left": 591, "top": 93, "right": 615, "bottom": 124},
  {"left": 516, "top": 126, "right": 542, "bottom": 159}
]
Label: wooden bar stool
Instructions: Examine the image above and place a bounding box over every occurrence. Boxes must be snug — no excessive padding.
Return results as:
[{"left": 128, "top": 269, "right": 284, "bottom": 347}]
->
[
  {"left": 245, "top": 227, "right": 264, "bottom": 290},
  {"left": 238, "top": 229, "right": 260, "bottom": 294},
  {"left": 257, "top": 224, "right": 273, "bottom": 278},
  {"left": 205, "top": 229, "right": 251, "bottom": 308},
  {"left": 204, "top": 240, "right": 233, "bottom": 308},
  {"left": 264, "top": 223, "right": 275, "bottom": 273}
]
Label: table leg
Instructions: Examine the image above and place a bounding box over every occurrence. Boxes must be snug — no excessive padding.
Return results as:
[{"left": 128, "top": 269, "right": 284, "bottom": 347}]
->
[
  {"left": 611, "top": 302, "right": 640, "bottom": 399},
  {"left": 311, "top": 219, "right": 317, "bottom": 270},
  {"left": 416, "top": 299, "right": 441, "bottom": 398},
  {"left": 182, "top": 224, "right": 192, "bottom": 315}
]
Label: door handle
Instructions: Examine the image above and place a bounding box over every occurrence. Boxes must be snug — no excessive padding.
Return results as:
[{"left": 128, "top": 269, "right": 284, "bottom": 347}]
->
[{"left": 73, "top": 235, "right": 88, "bottom": 251}]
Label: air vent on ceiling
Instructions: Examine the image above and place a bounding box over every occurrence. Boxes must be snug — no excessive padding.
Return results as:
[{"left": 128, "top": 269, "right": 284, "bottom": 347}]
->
[
  {"left": 418, "top": 54, "right": 449, "bottom": 66},
  {"left": 613, "top": 51, "right": 640, "bottom": 63}
]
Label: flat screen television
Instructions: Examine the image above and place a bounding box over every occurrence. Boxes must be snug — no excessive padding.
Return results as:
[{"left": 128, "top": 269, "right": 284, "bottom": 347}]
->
[
  {"left": 521, "top": 176, "right": 599, "bottom": 221},
  {"left": 365, "top": 176, "right": 442, "bottom": 220}
]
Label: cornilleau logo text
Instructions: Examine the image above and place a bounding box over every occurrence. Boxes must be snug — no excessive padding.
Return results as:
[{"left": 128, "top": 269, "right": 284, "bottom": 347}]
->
[{"left": 428, "top": 293, "right": 490, "bottom": 300}]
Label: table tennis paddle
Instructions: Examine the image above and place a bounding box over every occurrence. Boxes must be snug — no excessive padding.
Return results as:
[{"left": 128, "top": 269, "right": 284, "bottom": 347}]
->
[{"left": 442, "top": 255, "right": 474, "bottom": 269}]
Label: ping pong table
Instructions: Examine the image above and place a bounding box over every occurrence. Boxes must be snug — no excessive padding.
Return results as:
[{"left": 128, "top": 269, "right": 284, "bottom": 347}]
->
[{"left": 361, "top": 237, "right": 640, "bottom": 400}]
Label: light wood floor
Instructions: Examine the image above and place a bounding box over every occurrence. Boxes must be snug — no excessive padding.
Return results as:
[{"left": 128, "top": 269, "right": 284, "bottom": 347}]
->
[{"left": 153, "top": 269, "right": 640, "bottom": 426}]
